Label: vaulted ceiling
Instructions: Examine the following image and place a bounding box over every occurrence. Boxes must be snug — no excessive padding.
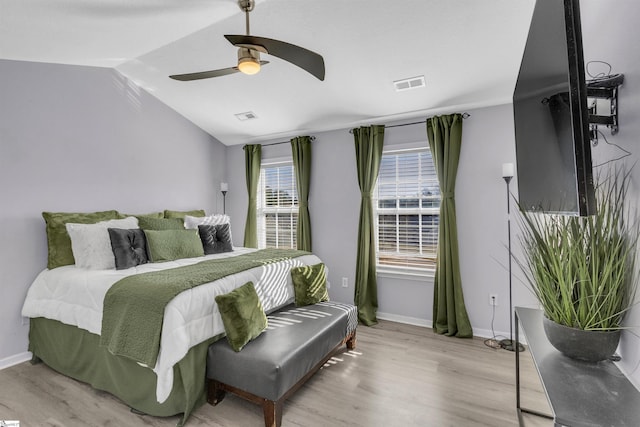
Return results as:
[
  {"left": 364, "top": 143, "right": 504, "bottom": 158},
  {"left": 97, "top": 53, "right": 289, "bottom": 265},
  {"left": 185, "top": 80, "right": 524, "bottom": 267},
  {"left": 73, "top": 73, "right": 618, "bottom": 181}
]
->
[{"left": 0, "top": 0, "right": 536, "bottom": 145}]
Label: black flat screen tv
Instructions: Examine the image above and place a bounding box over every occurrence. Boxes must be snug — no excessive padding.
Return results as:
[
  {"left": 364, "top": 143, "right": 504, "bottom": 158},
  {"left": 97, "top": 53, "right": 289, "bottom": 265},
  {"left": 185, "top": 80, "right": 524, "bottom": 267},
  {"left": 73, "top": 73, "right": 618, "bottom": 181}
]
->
[{"left": 513, "top": 0, "right": 596, "bottom": 216}]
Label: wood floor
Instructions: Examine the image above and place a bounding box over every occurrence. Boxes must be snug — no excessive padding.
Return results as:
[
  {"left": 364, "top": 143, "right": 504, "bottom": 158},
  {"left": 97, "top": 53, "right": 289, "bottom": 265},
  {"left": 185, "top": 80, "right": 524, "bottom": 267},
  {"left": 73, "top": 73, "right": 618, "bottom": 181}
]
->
[{"left": 0, "top": 320, "right": 552, "bottom": 426}]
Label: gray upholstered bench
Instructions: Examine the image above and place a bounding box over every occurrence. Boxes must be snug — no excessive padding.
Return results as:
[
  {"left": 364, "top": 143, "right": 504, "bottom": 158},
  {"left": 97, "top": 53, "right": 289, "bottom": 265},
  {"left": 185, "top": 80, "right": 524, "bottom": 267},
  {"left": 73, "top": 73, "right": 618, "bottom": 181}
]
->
[{"left": 206, "top": 301, "right": 358, "bottom": 427}]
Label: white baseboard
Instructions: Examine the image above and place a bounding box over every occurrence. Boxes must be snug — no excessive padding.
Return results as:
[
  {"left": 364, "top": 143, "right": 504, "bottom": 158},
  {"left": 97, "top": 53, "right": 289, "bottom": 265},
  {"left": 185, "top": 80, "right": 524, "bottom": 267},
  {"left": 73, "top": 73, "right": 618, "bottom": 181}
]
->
[
  {"left": 0, "top": 352, "right": 32, "bottom": 370},
  {"left": 616, "top": 361, "right": 640, "bottom": 393},
  {"left": 375, "top": 313, "right": 526, "bottom": 344},
  {"left": 473, "top": 327, "right": 509, "bottom": 340},
  {"left": 377, "top": 312, "right": 431, "bottom": 328},
  {"left": 472, "top": 327, "right": 529, "bottom": 345}
]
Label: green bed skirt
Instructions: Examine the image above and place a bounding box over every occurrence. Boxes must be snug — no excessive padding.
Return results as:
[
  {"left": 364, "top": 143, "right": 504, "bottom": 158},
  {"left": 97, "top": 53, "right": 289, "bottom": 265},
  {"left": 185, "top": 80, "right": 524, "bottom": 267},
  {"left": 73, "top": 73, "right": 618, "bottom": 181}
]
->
[{"left": 29, "top": 317, "right": 216, "bottom": 426}]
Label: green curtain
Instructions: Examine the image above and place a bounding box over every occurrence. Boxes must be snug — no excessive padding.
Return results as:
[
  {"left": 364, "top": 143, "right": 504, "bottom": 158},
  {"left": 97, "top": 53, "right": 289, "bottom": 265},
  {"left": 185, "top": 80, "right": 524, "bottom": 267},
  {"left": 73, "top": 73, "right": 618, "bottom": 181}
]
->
[
  {"left": 427, "top": 114, "right": 472, "bottom": 337},
  {"left": 243, "top": 144, "right": 261, "bottom": 248},
  {"left": 353, "top": 125, "right": 385, "bottom": 326},
  {"left": 291, "top": 136, "right": 313, "bottom": 251}
]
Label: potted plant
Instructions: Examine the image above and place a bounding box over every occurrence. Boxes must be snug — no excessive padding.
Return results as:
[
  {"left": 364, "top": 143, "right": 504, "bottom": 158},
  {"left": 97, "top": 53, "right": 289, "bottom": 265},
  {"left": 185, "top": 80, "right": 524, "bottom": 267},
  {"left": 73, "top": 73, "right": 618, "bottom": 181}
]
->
[{"left": 517, "top": 168, "right": 638, "bottom": 362}]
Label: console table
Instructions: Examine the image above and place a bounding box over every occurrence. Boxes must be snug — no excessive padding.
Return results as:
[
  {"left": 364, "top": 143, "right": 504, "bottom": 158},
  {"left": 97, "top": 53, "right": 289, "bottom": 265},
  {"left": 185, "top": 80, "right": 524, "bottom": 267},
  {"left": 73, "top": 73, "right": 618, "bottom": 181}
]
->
[{"left": 515, "top": 307, "right": 640, "bottom": 426}]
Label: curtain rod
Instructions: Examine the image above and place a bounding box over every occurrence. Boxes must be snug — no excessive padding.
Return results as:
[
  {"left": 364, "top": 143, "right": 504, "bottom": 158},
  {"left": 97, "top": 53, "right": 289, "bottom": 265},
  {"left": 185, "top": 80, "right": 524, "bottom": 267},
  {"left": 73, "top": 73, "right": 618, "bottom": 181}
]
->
[
  {"left": 348, "top": 112, "right": 471, "bottom": 134},
  {"left": 245, "top": 112, "right": 472, "bottom": 145},
  {"left": 387, "top": 113, "right": 471, "bottom": 129},
  {"left": 246, "top": 136, "right": 316, "bottom": 148}
]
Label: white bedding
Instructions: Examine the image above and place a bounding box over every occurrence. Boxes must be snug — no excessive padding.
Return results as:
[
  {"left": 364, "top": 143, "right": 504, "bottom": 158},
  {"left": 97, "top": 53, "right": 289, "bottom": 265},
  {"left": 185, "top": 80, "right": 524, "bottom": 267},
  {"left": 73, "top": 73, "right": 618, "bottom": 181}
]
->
[{"left": 21, "top": 247, "right": 321, "bottom": 402}]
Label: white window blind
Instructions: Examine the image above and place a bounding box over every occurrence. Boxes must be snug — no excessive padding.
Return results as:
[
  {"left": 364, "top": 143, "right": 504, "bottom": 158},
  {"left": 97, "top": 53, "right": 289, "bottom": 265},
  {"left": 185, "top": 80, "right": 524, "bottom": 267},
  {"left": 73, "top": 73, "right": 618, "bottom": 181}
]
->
[
  {"left": 257, "top": 162, "right": 298, "bottom": 249},
  {"left": 374, "top": 148, "right": 440, "bottom": 273}
]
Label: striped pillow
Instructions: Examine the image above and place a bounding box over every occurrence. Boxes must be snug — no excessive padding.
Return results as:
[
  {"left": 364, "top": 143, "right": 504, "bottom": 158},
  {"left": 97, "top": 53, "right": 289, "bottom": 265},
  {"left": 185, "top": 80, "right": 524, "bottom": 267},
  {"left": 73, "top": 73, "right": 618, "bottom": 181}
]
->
[{"left": 184, "top": 214, "right": 230, "bottom": 229}]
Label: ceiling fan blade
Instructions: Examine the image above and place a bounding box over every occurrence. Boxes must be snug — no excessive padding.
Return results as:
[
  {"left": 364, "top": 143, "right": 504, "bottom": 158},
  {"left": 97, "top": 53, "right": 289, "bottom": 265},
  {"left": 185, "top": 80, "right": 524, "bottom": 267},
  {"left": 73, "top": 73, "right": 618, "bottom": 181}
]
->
[
  {"left": 225, "top": 34, "right": 325, "bottom": 81},
  {"left": 169, "top": 61, "right": 269, "bottom": 81},
  {"left": 170, "top": 67, "right": 238, "bottom": 81}
]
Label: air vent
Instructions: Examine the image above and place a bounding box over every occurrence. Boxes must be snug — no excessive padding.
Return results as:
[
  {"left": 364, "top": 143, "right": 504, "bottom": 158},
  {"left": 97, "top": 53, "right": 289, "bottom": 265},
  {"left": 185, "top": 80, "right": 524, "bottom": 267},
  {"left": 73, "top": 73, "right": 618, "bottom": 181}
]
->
[
  {"left": 235, "top": 111, "right": 258, "bottom": 121},
  {"left": 393, "top": 75, "right": 426, "bottom": 92}
]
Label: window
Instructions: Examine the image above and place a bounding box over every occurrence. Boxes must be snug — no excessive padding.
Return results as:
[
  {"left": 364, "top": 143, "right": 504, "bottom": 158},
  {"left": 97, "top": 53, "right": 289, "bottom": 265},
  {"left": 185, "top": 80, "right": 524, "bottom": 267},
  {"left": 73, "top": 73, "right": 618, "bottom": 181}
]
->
[
  {"left": 374, "top": 148, "right": 440, "bottom": 274},
  {"left": 257, "top": 162, "right": 298, "bottom": 249}
]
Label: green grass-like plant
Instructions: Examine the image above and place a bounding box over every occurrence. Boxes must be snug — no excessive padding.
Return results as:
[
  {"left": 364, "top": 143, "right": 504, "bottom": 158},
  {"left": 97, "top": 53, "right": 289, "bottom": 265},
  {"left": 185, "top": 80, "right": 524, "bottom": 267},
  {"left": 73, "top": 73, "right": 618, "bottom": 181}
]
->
[{"left": 517, "top": 168, "right": 638, "bottom": 330}]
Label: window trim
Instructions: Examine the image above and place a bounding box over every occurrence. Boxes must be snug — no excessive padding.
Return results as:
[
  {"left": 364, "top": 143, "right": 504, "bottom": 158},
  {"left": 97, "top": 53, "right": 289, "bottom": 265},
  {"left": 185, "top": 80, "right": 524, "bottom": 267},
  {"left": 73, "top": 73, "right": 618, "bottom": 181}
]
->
[
  {"left": 373, "top": 144, "right": 440, "bottom": 277},
  {"left": 377, "top": 266, "right": 435, "bottom": 281},
  {"left": 257, "top": 159, "right": 299, "bottom": 250},
  {"left": 381, "top": 141, "right": 426, "bottom": 152}
]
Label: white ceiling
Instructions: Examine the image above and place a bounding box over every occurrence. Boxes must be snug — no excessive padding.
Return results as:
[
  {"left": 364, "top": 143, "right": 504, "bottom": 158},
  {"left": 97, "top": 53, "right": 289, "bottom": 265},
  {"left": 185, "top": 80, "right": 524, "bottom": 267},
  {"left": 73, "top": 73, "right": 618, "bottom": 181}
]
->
[{"left": 0, "top": 0, "right": 536, "bottom": 145}]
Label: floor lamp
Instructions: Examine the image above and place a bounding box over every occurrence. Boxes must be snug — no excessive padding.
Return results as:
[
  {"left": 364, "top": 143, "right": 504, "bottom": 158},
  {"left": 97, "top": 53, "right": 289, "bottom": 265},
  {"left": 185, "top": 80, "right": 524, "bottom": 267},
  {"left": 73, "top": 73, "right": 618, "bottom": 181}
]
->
[
  {"left": 499, "top": 163, "right": 524, "bottom": 352},
  {"left": 221, "top": 182, "right": 228, "bottom": 214}
]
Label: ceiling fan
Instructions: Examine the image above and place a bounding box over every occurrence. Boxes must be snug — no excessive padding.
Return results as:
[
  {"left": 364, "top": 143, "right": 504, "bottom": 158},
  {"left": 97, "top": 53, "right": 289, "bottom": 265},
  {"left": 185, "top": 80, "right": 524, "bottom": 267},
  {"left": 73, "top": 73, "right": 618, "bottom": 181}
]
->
[{"left": 169, "top": 0, "right": 325, "bottom": 82}]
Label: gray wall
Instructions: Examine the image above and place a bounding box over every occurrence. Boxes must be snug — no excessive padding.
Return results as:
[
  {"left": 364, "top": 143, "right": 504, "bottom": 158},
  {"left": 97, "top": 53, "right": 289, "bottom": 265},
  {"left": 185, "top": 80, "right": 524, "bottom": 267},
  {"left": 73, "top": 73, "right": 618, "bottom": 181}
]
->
[
  {"left": 226, "top": 104, "right": 539, "bottom": 337},
  {"left": 581, "top": 0, "right": 640, "bottom": 388},
  {"left": 0, "top": 59, "right": 227, "bottom": 364}
]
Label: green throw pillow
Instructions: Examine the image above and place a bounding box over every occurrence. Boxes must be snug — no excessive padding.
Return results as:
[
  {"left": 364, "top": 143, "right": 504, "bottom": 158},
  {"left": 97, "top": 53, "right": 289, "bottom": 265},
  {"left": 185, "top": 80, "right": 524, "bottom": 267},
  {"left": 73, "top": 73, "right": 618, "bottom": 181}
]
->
[
  {"left": 119, "top": 211, "right": 164, "bottom": 220},
  {"left": 138, "top": 217, "right": 185, "bottom": 230},
  {"left": 291, "top": 263, "right": 330, "bottom": 306},
  {"left": 144, "top": 229, "right": 204, "bottom": 262},
  {"left": 42, "top": 210, "right": 120, "bottom": 269},
  {"left": 163, "top": 209, "right": 206, "bottom": 219},
  {"left": 215, "top": 282, "right": 267, "bottom": 352}
]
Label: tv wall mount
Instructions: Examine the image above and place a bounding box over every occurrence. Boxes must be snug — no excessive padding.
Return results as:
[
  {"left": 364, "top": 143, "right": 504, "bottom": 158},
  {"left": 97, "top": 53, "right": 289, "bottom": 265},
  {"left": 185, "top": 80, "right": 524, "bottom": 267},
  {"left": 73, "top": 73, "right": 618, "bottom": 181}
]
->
[{"left": 587, "top": 73, "right": 624, "bottom": 141}]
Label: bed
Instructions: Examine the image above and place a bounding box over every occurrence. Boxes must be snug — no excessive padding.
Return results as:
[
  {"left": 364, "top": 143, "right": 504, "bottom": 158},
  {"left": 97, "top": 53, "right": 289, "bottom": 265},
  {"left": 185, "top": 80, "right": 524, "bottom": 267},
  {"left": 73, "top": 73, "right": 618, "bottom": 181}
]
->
[{"left": 21, "top": 211, "right": 322, "bottom": 426}]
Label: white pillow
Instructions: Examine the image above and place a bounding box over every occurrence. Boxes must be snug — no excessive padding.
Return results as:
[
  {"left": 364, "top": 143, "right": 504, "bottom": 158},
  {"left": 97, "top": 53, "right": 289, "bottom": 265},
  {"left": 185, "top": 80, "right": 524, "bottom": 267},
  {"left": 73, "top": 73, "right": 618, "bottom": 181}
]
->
[
  {"left": 183, "top": 214, "right": 230, "bottom": 229},
  {"left": 66, "top": 217, "right": 139, "bottom": 270}
]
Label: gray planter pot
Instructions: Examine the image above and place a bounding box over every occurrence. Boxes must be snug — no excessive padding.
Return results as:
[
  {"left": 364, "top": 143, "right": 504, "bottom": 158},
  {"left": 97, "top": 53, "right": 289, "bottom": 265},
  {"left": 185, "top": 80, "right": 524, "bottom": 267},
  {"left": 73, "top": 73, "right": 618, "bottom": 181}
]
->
[{"left": 542, "top": 316, "right": 621, "bottom": 362}]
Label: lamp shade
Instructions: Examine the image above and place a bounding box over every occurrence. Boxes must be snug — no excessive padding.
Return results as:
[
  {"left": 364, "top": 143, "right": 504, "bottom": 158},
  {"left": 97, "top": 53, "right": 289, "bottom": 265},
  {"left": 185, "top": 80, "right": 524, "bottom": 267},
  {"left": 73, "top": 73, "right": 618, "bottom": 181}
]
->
[
  {"left": 221, "top": 182, "right": 229, "bottom": 192},
  {"left": 502, "top": 163, "right": 514, "bottom": 178}
]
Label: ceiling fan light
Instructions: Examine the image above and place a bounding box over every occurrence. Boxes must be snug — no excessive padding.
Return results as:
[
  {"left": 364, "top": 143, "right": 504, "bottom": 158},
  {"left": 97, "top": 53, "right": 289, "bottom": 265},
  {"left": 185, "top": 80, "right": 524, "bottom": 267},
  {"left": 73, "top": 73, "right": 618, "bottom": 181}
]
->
[
  {"left": 237, "top": 48, "right": 261, "bottom": 75},
  {"left": 238, "top": 58, "right": 261, "bottom": 75}
]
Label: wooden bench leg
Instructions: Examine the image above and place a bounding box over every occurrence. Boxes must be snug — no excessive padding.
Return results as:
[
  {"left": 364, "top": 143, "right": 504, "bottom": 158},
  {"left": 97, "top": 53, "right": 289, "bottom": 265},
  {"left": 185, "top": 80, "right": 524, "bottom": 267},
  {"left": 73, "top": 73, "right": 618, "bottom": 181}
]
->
[
  {"left": 346, "top": 331, "right": 357, "bottom": 350},
  {"left": 262, "top": 398, "right": 283, "bottom": 427},
  {"left": 207, "top": 379, "right": 227, "bottom": 406}
]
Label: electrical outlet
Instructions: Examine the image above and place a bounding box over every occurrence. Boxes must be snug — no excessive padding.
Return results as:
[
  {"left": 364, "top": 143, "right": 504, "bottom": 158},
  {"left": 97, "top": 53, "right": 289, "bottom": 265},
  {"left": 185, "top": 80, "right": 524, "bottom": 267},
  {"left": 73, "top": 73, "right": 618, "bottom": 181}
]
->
[
  {"left": 489, "top": 294, "right": 498, "bottom": 306},
  {"left": 342, "top": 277, "right": 348, "bottom": 288}
]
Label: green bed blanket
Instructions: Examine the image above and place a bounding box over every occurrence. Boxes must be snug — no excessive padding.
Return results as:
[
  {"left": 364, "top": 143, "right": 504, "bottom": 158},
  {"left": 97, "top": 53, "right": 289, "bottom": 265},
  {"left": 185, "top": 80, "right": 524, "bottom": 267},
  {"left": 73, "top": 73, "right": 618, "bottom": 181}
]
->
[{"left": 100, "top": 248, "right": 309, "bottom": 367}]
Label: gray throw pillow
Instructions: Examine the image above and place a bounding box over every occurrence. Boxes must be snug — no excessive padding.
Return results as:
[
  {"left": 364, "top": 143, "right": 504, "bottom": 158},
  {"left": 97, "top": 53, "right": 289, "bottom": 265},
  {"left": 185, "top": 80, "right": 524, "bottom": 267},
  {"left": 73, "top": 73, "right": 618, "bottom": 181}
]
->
[
  {"left": 198, "top": 224, "right": 233, "bottom": 255},
  {"left": 108, "top": 228, "right": 148, "bottom": 270}
]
